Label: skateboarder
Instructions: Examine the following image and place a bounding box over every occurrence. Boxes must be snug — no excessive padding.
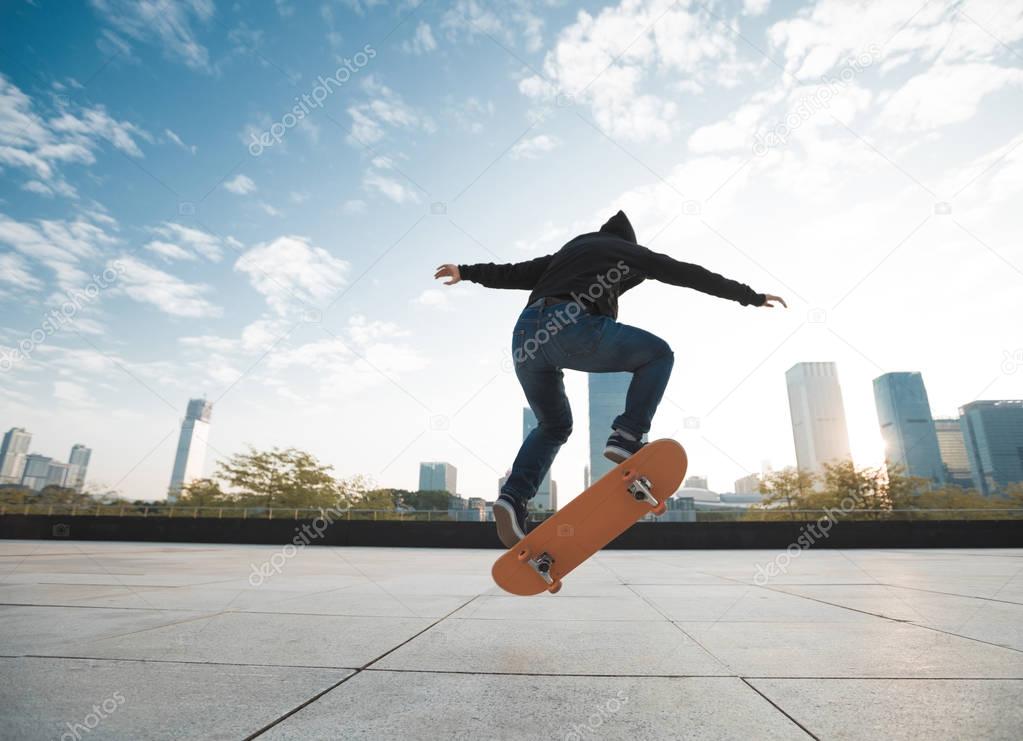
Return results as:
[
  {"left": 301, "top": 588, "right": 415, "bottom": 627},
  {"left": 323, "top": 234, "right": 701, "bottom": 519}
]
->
[{"left": 434, "top": 210, "right": 786, "bottom": 547}]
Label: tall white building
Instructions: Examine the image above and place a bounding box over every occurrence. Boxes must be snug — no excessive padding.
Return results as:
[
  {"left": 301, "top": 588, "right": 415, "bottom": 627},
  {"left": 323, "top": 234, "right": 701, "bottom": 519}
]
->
[
  {"left": 168, "top": 398, "right": 213, "bottom": 502},
  {"left": 0, "top": 428, "right": 31, "bottom": 484},
  {"left": 20, "top": 454, "right": 53, "bottom": 491},
  {"left": 419, "top": 461, "right": 457, "bottom": 494},
  {"left": 68, "top": 444, "right": 91, "bottom": 493},
  {"left": 785, "top": 362, "right": 852, "bottom": 474}
]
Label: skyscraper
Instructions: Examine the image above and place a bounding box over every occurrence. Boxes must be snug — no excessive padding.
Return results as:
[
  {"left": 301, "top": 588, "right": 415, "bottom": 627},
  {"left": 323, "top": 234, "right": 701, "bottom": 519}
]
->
[
  {"left": 68, "top": 444, "right": 91, "bottom": 493},
  {"left": 685, "top": 475, "right": 708, "bottom": 489},
  {"left": 934, "top": 418, "right": 974, "bottom": 489},
  {"left": 588, "top": 372, "right": 631, "bottom": 484},
  {"left": 959, "top": 400, "right": 1023, "bottom": 496},
  {"left": 419, "top": 461, "right": 457, "bottom": 494},
  {"left": 20, "top": 454, "right": 52, "bottom": 491},
  {"left": 168, "top": 398, "right": 213, "bottom": 502},
  {"left": 0, "top": 427, "right": 31, "bottom": 485},
  {"left": 785, "top": 362, "right": 852, "bottom": 474},
  {"left": 872, "top": 372, "right": 945, "bottom": 485},
  {"left": 522, "top": 407, "right": 556, "bottom": 510}
]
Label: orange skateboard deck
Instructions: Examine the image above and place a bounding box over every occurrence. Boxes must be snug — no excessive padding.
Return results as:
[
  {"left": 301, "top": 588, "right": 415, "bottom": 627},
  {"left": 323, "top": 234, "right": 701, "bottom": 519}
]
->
[{"left": 492, "top": 439, "right": 687, "bottom": 596}]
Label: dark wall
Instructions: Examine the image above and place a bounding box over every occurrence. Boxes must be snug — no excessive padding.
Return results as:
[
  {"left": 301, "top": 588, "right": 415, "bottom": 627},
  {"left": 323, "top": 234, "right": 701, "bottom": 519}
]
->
[{"left": 1, "top": 515, "right": 1021, "bottom": 549}]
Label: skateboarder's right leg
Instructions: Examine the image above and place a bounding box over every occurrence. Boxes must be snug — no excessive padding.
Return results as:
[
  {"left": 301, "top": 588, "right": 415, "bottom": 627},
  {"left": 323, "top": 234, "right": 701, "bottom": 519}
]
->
[{"left": 500, "top": 365, "right": 572, "bottom": 502}]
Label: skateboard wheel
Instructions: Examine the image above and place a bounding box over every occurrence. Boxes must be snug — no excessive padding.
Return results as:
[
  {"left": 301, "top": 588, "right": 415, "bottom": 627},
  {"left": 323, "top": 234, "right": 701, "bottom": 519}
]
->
[
  {"left": 652, "top": 502, "right": 666, "bottom": 516},
  {"left": 516, "top": 548, "right": 530, "bottom": 562},
  {"left": 548, "top": 580, "right": 562, "bottom": 594}
]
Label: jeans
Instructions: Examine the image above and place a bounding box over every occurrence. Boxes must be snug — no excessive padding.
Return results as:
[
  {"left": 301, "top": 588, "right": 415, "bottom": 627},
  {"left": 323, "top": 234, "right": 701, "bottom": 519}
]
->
[{"left": 501, "top": 300, "right": 674, "bottom": 502}]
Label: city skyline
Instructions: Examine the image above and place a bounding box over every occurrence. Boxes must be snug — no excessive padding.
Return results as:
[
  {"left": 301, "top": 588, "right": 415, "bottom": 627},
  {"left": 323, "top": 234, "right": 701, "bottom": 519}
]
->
[
  {"left": 0, "top": 426, "right": 92, "bottom": 493},
  {"left": 1, "top": 1, "right": 1020, "bottom": 502}
]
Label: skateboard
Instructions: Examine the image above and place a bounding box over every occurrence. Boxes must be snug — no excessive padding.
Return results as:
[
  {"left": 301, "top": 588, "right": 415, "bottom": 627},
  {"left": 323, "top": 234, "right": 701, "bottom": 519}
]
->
[{"left": 492, "top": 438, "right": 687, "bottom": 596}]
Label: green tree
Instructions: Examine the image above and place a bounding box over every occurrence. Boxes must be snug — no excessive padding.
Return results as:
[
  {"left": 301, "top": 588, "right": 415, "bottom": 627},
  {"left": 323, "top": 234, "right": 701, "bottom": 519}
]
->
[
  {"left": 215, "top": 447, "right": 350, "bottom": 509},
  {"left": 750, "top": 467, "right": 816, "bottom": 520},
  {"left": 177, "top": 478, "right": 230, "bottom": 507}
]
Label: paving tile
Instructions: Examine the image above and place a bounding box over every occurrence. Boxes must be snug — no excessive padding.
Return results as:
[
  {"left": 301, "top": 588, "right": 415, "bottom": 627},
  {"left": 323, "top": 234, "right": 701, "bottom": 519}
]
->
[
  {"left": 0, "top": 656, "right": 349, "bottom": 741},
  {"left": 682, "top": 620, "right": 1023, "bottom": 678},
  {"left": 264, "top": 672, "right": 808, "bottom": 740},
  {"left": 67, "top": 610, "right": 437, "bottom": 668},
  {"left": 748, "top": 678, "right": 1023, "bottom": 741},
  {"left": 375, "top": 617, "right": 730, "bottom": 675},
  {"left": 632, "top": 584, "right": 877, "bottom": 622},
  {"left": 453, "top": 592, "right": 665, "bottom": 621},
  {"left": 0, "top": 605, "right": 207, "bottom": 656}
]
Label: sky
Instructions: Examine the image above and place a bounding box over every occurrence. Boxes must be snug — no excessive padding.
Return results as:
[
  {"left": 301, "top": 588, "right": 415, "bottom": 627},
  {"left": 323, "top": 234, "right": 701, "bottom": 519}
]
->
[{"left": 0, "top": 0, "right": 1021, "bottom": 504}]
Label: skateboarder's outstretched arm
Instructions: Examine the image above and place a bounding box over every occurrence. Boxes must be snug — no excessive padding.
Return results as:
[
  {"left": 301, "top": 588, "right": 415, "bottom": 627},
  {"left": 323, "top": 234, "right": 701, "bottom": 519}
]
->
[
  {"left": 434, "top": 255, "right": 553, "bottom": 291},
  {"left": 634, "top": 247, "right": 787, "bottom": 308}
]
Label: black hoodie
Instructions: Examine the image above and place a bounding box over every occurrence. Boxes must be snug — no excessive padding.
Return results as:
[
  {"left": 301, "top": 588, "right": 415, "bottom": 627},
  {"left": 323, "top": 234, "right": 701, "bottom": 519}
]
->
[{"left": 458, "top": 210, "right": 765, "bottom": 319}]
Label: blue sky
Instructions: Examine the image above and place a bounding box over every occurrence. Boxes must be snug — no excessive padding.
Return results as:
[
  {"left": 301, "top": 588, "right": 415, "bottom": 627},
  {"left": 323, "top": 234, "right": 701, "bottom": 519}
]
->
[{"left": 1, "top": 0, "right": 1021, "bottom": 502}]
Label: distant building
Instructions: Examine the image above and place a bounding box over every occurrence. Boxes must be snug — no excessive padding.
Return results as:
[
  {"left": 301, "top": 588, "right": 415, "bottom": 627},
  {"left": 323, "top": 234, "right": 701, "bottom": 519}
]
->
[
  {"left": 420, "top": 461, "right": 457, "bottom": 494},
  {"left": 68, "top": 444, "right": 91, "bottom": 493},
  {"left": 0, "top": 428, "right": 31, "bottom": 485},
  {"left": 522, "top": 407, "right": 555, "bottom": 510},
  {"left": 872, "top": 372, "right": 945, "bottom": 485},
  {"left": 20, "top": 454, "right": 53, "bottom": 491},
  {"left": 588, "top": 372, "right": 631, "bottom": 484},
  {"left": 168, "top": 398, "right": 213, "bottom": 502},
  {"left": 934, "top": 418, "right": 974, "bottom": 489},
  {"left": 45, "top": 461, "right": 71, "bottom": 489},
  {"left": 785, "top": 362, "right": 852, "bottom": 474},
  {"left": 685, "top": 475, "right": 708, "bottom": 490},
  {"left": 497, "top": 470, "right": 510, "bottom": 495},
  {"left": 583, "top": 464, "right": 590, "bottom": 489},
  {"left": 734, "top": 473, "right": 761, "bottom": 495},
  {"left": 959, "top": 400, "right": 1023, "bottom": 496}
]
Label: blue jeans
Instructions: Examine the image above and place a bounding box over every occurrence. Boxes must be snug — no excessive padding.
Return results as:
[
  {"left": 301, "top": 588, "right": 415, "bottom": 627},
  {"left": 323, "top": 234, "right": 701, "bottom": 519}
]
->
[{"left": 501, "top": 300, "right": 674, "bottom": 502}]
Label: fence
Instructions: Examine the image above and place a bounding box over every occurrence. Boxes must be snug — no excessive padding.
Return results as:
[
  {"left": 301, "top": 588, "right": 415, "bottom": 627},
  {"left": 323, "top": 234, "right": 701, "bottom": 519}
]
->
[{"left": 2, "top": 504, "right": 1022, "bottom": 522}]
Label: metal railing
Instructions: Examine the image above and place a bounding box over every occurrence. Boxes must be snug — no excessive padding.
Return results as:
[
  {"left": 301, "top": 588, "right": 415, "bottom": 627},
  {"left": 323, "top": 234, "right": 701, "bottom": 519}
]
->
[{"left": 1, "top": 504, "right": 1022, "bottom": 521}]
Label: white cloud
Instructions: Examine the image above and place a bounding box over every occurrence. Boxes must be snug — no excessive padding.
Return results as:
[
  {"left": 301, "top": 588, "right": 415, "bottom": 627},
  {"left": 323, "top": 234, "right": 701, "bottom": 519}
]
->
[
  {"left": 113, "top": 255, "right": 221, "bottom": 318},
  {"left": 510, "top": 134, "right": 559, "bottom": 160},
  {"left": 223, "top": 173, "right": 256, "bottom": 194},
  {"left": 164, "top": 128, "right": 197, "bottom": 154},
  {"left": 0, "top": 252, "right": 43, "bottom": 292},
  {"left": 743, "top": 0, "right": 769, "bottom": 16},
  {"left": 0, "top": 74, "right": 148, "bottom": 194},
  {"left": 148, "top": 222, "right": 226, "bottom": 261},
  {"left": 235, "top": 236, "right": 350, "bottom": 315},
  {"left": 879, "top": 63, "right": 1023, "bottom": 131},
  {"left": 519, "top": 0, "right": 737, "bottom": 142},
  {"left": 258, "top": 201, "right": 283, "bottom": 216},
  {"left": 0, "top": 212, "right": 119, "bottom": 291},
  {"left": 88, "top": 0, "right": 215, "bottom": 72},
  {"left": 441, "top": 0, "right": 544, "bottom": 52},
  {"left": 363, "top": 171, "right": 419, "bottom": 204},
  {"left": 343, "top": 199, "right": 367, "bottom": 214},
  {"left": 413, "top": 288, "right": 450, "bottom": 310},
  {"left": 403, "top": 22, "right": 437, "bottom": 54},
  {"left": 346, "top": 77, "right": 434, "bottom": 146},
  {"left": 144, "top": 240, "right": 196, "bottom": 262},
  {"left": 54, "top": 380, "right": 95, "bottom": 406}
]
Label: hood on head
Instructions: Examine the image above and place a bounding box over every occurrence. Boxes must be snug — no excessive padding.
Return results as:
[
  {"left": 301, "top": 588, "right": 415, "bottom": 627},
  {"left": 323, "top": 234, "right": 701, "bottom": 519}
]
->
[{"left": 599, "top": 210, "right": 637, "bottom": 243}]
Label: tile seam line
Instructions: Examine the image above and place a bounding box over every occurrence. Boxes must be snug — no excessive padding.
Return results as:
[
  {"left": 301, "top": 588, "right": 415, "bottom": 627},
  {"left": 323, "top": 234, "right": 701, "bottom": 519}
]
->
[
  {"left": 740, "top": 677, "right": 821, "bottom": 740},
  {"left": 246, "top": 592, "right": 484, "bottom": 739}
]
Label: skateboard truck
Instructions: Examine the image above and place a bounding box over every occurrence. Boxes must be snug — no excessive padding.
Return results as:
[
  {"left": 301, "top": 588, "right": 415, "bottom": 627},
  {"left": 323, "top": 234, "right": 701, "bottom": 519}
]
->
[
  {"left": 627, "top": 475, "right": 657, "bottom": 506},
  {"left": 517, "top": 549, "right": 560, "bottom": 591}
]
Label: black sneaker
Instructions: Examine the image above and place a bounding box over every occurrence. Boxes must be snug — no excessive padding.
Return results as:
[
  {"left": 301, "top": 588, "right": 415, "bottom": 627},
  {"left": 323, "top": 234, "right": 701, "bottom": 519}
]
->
[
  {"left": 493, "top": 493, "right": 528, "bottom": 548},
  {"left": 604, "top": 430, "right": 645, "bottom": 463}
]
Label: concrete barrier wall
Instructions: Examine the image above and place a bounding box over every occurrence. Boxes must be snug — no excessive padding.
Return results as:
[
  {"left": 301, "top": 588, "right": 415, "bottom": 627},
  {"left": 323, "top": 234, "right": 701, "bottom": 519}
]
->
[{"left": 2, "top": 515, "right": 1021, "bottom": 549}]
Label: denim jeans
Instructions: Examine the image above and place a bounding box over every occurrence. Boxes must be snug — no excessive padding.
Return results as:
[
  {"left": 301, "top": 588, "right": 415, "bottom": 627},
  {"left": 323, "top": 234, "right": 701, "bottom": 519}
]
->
[{"left": 501, "top": 300, "right": 674, "bottom": 502}]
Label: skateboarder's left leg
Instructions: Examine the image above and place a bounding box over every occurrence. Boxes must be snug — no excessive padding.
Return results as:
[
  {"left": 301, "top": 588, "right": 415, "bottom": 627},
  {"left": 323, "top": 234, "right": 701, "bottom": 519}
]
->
[{"left": 500, "top": 365, "right": 572, "bottom": 503}]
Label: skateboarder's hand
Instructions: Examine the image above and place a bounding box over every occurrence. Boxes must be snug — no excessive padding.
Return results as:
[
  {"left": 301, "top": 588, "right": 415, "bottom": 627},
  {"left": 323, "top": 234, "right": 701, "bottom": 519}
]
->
[
  {"left": 762, "top": 294, "right": 787, "bottom": 308},
  {"left": 435, "top": 264, "right": 461, "bottom": 285}
]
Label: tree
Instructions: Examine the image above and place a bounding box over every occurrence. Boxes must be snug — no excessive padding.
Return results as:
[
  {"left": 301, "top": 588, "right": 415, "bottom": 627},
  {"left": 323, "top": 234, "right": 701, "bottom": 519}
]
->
[
  {"left": 215, "top": 447, "right": 357, "bottom": 509},
  {"left": 752, "top": 467, "right": 816, "bottom": 520},
  {"left": 177, "top": 478, "right": 229, "bottom": 507}
]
